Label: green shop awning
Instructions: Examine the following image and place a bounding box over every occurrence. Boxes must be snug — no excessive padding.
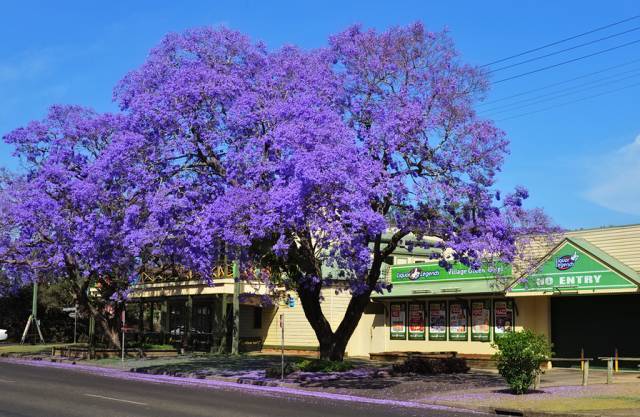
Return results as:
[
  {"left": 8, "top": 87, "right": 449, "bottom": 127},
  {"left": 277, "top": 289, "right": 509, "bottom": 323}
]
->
[
  {"left": 373, "top": 261, "right": 511, "bottom": 299},
  {"left": 508, "top": 237, "right": 640, "bottom": 295}
]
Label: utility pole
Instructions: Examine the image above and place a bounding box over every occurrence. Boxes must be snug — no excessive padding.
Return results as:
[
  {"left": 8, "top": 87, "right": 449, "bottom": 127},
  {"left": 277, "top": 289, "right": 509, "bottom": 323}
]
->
[{"left": 20, "top": 282, "right": 45, "bottom": 344}]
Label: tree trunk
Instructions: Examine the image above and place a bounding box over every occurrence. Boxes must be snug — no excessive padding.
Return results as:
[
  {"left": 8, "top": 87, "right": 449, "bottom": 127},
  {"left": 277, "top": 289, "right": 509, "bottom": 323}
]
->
[
  {"left": 298, "top": 284, "right": 373, "bottom": 361},
  {"left": 294, "top": 230, "right": 403, "bottom": 361},
  {"left": 95, "top": 312, "right": 122, "bottom": 349}
]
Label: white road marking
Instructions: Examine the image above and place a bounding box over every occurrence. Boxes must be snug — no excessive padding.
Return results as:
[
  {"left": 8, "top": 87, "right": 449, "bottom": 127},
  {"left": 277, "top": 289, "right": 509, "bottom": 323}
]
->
[
  {"left": 0, "top": 378, "right": 16, "bottom": 383},
  {"left": 83, "top": 393, "right": 148, "bottom": 406}
]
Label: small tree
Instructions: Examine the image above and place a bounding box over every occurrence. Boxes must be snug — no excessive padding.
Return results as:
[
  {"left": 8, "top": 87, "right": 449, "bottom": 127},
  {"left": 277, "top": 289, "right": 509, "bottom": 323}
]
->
[{"left": 492, "top": 329, "right": 551, "bottom": 394}]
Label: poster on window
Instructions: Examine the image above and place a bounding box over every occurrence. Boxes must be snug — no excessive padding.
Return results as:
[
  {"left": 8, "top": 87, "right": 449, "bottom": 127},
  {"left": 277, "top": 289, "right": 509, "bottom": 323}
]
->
[
  {"left": 428, "top": 301, "right": 447, "bottom": 341},
  {"left": 471, "top": 300, "right": 491, "bottom": 342},
  {"left": 494, "top": 300, "right": 514, "bottom": 338},
  {"left": 408, "top": 302, "right": 425, "bottom": 340},
  {"left": 390, "top": 302, "right": 406, "bottom": 340},
  {"left": 449, "top": 301, "right": 468, "bottom": 341}
]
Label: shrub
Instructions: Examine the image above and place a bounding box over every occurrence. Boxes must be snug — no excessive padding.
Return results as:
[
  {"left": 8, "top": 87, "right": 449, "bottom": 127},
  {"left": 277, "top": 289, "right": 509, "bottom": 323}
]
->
[
  {"left": 295, "top": 359, "right": 354, "bottom": 372},
  {"left": 265, "top": 362, "right": 296, "bottom": 378},
  {"left": 392, "top": 356, "right": 469, "bottom": 375},
  {"left": 492, "top": 330, "right": 551, "bottom": 394}
]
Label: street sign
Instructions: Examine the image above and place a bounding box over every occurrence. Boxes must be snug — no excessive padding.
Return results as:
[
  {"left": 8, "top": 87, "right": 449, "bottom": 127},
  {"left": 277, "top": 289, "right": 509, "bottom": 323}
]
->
[
  {"left": 68, "top": 312, "right": 77, "bottom": 319},
  {"left": 62, "top": 307, "right": 77, "bottom": 313}
]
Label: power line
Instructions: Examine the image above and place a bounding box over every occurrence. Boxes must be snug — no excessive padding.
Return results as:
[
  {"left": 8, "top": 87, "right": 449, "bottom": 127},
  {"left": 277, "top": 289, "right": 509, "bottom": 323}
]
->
[
  {"left": 482, "top": 14, "right": 640, "bottom": 67},
  {"left": 493, "top": 38, "right": 640, "bottom": 83},
  {"left": 481, "top": 68, "right": 640, "bottom": 114},
  {"left": 489, "top": 25, "right": 640, "bottom": 73},
  {"left": 495, "top": 81, "right": 640, "bottom": 121},
  {"left": 479, "top": 57, "right": 640, "bottom": 106}
]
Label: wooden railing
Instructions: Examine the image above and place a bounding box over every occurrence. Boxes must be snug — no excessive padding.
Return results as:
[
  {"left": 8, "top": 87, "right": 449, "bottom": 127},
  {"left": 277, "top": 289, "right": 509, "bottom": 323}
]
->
[{"left": 137, "top": 264, "right": 234, "bottom": 285}]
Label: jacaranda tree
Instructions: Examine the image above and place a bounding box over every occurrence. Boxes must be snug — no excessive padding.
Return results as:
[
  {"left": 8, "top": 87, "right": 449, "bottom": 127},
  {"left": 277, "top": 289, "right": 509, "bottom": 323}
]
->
[
  {"left": 113, "top": 23, "right": 553, "bottom": 360},
  {"left": 1, "top": 23, "right": 553, "bottom": 358},
  {"left": 0, "top": 106, "right": 146, "bottom": 347}
]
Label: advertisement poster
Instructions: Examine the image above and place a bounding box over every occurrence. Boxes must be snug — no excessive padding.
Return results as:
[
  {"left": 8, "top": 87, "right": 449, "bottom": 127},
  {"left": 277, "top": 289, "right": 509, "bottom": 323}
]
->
[
  {"left": 494, "top": 300, "right": 514, "bottom": 337},
  {"left": 390, "top": 302, "right": 406, "bottom": 340},
  {"left": 471, "top": 300, "right": 491, "bottom": 342},
  {"left": 449, "top": 301, "right": 468, "bottom": 341},
  {"left": 428, "top": 301, "right": 447, "bottom": 341},
  {"left": 408, "top": 302, "right": 426, "bottom": 340}
]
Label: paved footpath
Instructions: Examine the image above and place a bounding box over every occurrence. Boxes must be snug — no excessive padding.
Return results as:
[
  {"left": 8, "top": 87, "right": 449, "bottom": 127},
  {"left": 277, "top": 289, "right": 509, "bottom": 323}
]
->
[{"left": 0, "top": 359, "right": 485, "bottom": 417}]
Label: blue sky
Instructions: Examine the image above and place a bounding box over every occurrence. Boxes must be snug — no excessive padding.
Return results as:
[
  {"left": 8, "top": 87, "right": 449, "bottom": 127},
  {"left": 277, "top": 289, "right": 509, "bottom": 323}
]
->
[{"left": 1, "top": 0, "right": 639, "bottom": 230}]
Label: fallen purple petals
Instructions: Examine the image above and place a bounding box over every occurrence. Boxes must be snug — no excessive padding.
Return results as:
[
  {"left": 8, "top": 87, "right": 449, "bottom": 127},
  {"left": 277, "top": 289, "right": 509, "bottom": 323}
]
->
[{"left": 1, "top": 358, "right": 488, "bottom": 414}]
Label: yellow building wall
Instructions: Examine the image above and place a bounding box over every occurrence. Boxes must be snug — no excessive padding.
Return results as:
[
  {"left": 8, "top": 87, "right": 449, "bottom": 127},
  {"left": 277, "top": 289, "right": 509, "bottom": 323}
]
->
[
  {"left": 262, "top": 289, "right": 357, "bottom": 350},
  {"left": 260, "top": 291, "right": 552, "bottom": 356},
  {"left": 376, "top": 296, "right": 551, "bottom": 356}
]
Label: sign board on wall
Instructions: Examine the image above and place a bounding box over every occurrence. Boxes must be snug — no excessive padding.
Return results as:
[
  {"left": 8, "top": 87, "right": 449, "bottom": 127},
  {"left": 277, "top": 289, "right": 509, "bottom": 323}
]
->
[
  {"left": 391, "top": 262, "right": 511, "bottom": 284},
  {"left": 448, "top": 301, "right": 468, "bottom": 341},
  {"left": 390, "top": 303, "right": 406, "bottom": 340},
  {"left": 428, "top": 301, "right": 447, "bottom": 341},
  {"left": 510, "top": 242, "right": 637, "bottom": 293},
  {"left": 471, "top": 300, "right": 491, "bottom": 342},
  {"left": 494, "top": 300, "right": 514, "bottom": 338},
  {"left": 408, "top": 302, "right": 426, "bottom": 340}
]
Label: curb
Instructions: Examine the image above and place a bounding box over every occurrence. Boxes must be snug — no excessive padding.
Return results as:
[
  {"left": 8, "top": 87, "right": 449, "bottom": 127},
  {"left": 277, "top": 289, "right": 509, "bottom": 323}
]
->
[{"left": 424, "top": 400, "right": 607, "bottom": 417}]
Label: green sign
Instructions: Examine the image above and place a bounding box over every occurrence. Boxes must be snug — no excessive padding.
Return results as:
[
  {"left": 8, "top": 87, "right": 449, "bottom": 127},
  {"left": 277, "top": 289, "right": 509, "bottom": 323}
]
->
[
  {"left": 471, "top": 300, "right": 491, "bottom": 342},
  {"left": 428, "top": 301, "right": 447, "bottom": 341},
  {"left": 448, "top": 301, "right": 468, "bottom": 341},
  {"left": 511, "top": 242, "right": 637, "bottom": 293},
  {"left": 390, "top": 302, "right": 406, "bottom": 340},
  {"left": 408, "top": 302, "right": 426, "bottom": 340},
  {"left": 391, "top": 262, "right": 511, "bottom": 284}
]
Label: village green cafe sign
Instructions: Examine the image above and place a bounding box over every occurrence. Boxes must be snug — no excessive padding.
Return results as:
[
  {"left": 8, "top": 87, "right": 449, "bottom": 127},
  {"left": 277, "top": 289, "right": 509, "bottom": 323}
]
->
[
  {"left": 510, "top": 242, "right": 637, "bottom": 293},
  {"left": 391, "top": 262, "right": 511, "bottom": 284}
]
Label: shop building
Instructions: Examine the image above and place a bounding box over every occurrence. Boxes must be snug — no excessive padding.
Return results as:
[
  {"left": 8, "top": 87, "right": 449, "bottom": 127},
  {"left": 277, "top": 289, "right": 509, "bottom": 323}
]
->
[
  {"left": 128, "top": 224, "right": 640, "bottom": 360},
  {"left": 367, "top": 224, "right": 640, "bottom": 361}
]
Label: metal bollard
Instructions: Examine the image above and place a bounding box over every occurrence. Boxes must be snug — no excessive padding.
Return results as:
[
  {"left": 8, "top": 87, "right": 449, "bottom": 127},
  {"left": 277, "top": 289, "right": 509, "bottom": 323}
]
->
[
  {"left": 582, "top": 360, "right": 589, "bottom": 386},
  {"left": 607, "top": 358, "right": 613, "bottom": 384}
]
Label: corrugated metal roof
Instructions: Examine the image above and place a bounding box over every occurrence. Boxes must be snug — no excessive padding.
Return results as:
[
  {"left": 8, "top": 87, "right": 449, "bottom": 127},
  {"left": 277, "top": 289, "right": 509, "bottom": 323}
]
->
[{"left": 566, "top": 225, "right": 640, "bottom": 273}]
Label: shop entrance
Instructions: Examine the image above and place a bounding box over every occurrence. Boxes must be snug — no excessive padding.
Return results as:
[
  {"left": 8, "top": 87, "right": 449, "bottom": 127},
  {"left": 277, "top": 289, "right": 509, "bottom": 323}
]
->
[{"left": 551, "top": 294, "right": 640, "bottom": 364}]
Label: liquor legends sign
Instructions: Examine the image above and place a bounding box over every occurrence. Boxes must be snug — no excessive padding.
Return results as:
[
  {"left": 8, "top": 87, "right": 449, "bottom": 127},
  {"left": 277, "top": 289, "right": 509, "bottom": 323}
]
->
[
  {"left": 511, "top": 242, "right": 637, "bottom": 293},
  {"left": 391, "top": 262, "right": 511, "bottom": 284}
]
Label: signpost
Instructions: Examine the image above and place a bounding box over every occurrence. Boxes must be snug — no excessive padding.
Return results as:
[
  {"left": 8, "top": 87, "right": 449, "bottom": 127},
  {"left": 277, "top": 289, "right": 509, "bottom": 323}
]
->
[
  {"left": 63, "top": 305, "right": 78, "bottom": 344},
  {"left": 279, "top": 313, "right": 285, "bottom": 380},
  {"left": 121, "top": 309, "right": 126, "bottom": 366}
]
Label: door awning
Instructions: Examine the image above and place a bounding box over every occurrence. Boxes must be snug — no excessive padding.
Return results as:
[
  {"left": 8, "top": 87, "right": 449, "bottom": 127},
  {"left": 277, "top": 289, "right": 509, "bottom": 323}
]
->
[{"left": 507, "top": 237, "right": 640, "bottom": 296}]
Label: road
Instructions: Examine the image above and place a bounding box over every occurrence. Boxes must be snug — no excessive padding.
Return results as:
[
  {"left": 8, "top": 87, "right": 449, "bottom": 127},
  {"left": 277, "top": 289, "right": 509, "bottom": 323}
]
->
[{"left": 0, "top": 361, "right": 484, "bottom": 417}]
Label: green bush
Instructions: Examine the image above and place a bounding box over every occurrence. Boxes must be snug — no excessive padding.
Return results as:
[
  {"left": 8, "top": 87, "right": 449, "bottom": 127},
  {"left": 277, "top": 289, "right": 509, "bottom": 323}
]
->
[
  {"left": 492, "top": 330, "right": 551, "bottom": 394},
  {"left": 265, "top": 362, "right": 296, "bottom": 378},
  {"left": 392, "top": 356, "right": 469, "bottom": 375},
  {"left": 295, "top": 359, "right": 354, "bottom": 372}
]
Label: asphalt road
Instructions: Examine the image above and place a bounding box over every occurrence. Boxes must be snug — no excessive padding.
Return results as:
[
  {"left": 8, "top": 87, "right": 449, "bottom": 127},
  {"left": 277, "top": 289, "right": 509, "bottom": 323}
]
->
[{"left": 0, "top": 361, "right": 484, "bottom": 417}]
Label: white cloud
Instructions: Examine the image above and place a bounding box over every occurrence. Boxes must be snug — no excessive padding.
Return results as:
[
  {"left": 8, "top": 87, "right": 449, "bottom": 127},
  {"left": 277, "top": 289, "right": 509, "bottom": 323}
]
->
[
  {"left": 585, "top": 134, "right": 640, "bottom": 215},
  {"left": 0, "top": 48, "right": 63, "bottom": 84}
]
